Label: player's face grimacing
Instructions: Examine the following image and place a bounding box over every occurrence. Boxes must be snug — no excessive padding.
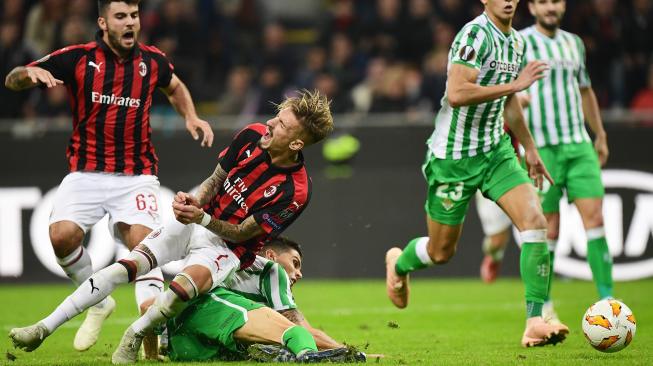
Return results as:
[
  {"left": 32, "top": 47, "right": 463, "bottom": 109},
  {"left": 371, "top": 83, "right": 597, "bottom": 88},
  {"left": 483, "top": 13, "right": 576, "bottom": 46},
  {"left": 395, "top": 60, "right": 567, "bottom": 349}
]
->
[
  {"left": 259, "top": 107, "right": 306, "bottom": 154},
  {"left": 482, "top": 0, "right": 520, "bottom": 23},
  {"left": 529, "top": 0, "right": 565, "bottom": 31},
  {"left": 100, "top": 2, "right": 141, "bottom": 53},
  {"left": 274, "top": 249, "right": 303, "bottom": 287}
]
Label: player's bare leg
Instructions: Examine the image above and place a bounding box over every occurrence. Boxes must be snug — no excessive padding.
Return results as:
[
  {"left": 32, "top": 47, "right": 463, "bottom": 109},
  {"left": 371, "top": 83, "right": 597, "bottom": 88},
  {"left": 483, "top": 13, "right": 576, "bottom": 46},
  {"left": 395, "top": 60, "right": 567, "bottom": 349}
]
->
[
  {"left": 8, "top": 221, "right": 116, "bottom": 352},
  {"left": 386, "top": 217, "right": 462, "bottom": 308},
  {"left": 113, "top": 265, "right": 213, "bottom": 364},
  {"left": 73, "top": 223, "right": 156, "bottom": 352},
  {"left": 497, "top": 184, "right": 568, "bottom": 347},
  {"left": 480, "top": 228, "right": 510, "bottom": 283}
]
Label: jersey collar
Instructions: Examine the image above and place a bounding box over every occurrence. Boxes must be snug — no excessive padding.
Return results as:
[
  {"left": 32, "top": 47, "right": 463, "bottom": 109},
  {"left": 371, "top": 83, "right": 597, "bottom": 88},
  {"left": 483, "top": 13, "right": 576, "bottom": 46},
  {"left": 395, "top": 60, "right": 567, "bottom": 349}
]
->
[
  {"left": 531, "top": 25, "right": 560, "bottom": 41},
  {"left": 264, "top": 150, "right": 305, "bottom": 173},
  {"left": 95, "top": 30, "right": 141, "bottom": 62},
  {"left": 483, "top": 12, "right": 515, "bottom": 42}
]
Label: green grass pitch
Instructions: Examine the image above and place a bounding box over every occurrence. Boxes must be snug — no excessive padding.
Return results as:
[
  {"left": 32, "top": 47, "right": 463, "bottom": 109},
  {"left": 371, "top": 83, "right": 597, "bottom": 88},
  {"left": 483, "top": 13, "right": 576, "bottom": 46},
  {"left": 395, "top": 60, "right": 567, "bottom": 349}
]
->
[{"left": 1, "top": 279, "right": 652, "bottom": 365}]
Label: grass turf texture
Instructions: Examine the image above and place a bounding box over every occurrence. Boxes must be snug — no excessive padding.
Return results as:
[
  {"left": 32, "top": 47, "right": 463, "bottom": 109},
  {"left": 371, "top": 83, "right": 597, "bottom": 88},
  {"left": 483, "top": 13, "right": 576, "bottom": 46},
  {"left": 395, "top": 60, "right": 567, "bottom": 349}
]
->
[{"left": 1, "top": 279, "right": 652, "bottom": 365}]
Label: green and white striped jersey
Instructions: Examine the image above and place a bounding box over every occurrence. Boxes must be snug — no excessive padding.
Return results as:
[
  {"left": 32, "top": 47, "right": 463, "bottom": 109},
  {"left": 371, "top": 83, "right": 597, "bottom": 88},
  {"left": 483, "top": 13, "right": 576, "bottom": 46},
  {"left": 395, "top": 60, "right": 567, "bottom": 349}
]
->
[
  {"left": 430, "top": 12, "right": 526, "bottom": 160},
  {"left": 221, "top": 256, "right": 296, "bottom": 311},
  {"left": 520, "top": 26, "right": 591, "bottom": 147}
]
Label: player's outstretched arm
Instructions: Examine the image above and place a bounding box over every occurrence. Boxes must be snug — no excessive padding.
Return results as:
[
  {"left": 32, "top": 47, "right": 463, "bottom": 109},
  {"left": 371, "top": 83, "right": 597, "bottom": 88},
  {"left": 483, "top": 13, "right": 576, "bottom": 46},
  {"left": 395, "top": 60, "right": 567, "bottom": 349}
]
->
[
  {"left": 580, "top": 87, "right": 608, "bottom": 166},
  {"left": 161, "top": 74, "right": 214, "bottom": 147},
  {"left": 5, "top": 66, "right": 63, "bottom": 90},
  {"left": 447, "top": 61, "right": 548, "bottom": 107},
  {"left": 279, "top": 309, "right": 344, "bottom": 350},
  {"left": 504, "top": 93, "right": 553, "bottom": 190}
]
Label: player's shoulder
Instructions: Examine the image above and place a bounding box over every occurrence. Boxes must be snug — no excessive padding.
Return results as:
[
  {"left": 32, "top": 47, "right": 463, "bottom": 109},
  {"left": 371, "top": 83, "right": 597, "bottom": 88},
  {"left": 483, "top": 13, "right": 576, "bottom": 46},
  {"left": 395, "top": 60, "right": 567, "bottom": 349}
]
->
[
  {"left": 518, "top": 25, "right": 536, "bottom": 37},
  {"left": 243, "top": 123, "right": 267, "bottom": 135},
  {"left": 49, "top": 42, "right": 96, "bottom": 57},
  {"left": 558, "top": 29, "right": 584, "bottom": 46},
  {"left": 138, "top": 43, "right": 169, "bottom": 57}
]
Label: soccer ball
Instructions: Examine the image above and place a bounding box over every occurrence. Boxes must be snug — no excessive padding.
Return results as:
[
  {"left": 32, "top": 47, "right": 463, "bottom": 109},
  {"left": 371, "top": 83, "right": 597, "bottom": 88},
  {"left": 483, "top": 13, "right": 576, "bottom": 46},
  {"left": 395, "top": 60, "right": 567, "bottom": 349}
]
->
[{"left": 582, "top": 299, "right": 636, "bottom": 353}]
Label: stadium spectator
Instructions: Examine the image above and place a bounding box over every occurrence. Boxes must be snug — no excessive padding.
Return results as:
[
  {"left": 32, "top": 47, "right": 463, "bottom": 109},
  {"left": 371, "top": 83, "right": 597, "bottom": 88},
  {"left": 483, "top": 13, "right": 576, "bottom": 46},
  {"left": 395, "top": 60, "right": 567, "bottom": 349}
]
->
[
  {"left": 398, "top": 0, "right": 434, "bottom": 65},
  {"left": 630, "top": 63, "right": 653, "bottom": 124},
  {"left": 623, "top": 0, "right": 653, "bottom": 103},
  {"left": 2, "top": 0, "right": 653, "bottom": 117},
  {"left": 23, "top": 0, "right": 67, "bottom": 56},
  {"left": 0, "top": 19, "right": 34, "bottom": 118}
]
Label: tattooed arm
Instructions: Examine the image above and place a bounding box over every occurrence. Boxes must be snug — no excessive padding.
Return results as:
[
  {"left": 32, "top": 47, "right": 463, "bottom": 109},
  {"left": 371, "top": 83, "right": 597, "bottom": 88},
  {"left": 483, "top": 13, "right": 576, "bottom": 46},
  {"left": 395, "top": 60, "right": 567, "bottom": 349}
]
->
[
  {"left": 279, "top": 309, "right": 344, "bottom": 350},
  {"left": 195, "top": 163, "right": 228, "bottom": 206},
  {"left": 5, "top": 66, "right": 63, "bottom": 90}
]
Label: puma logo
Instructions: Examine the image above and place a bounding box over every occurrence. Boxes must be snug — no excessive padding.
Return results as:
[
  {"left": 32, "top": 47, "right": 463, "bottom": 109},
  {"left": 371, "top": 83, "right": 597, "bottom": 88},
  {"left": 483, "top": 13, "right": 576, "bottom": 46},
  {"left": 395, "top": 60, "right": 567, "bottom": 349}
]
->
[
  {"left": 148, "top": 283, "right": 163, "bottom": 291},
  {"left": 245, "top": 150, "right": 251, "bottom": 158},
  {"left": 88, "top": 61, "right": 102, "bottom": 72},
  {"left": 89, "top": 278, "right": 99, "bottom": 294}
]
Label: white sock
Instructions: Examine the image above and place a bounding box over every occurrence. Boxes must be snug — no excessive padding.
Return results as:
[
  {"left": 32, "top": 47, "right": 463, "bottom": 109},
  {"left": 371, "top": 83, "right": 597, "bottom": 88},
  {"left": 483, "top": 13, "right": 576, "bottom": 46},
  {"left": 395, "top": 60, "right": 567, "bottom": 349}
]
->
[
  {"left": 135, "top": 268, "right": 164, "bottom": 311},
  {"left": 56, "top": 246, "right": 109, "bottom": 309},
  {"left": 40, "top": 263, "right": 128, "bottom": 333},
  {"left": 131, "top": 290, "right": 182, "bottom": 335}
]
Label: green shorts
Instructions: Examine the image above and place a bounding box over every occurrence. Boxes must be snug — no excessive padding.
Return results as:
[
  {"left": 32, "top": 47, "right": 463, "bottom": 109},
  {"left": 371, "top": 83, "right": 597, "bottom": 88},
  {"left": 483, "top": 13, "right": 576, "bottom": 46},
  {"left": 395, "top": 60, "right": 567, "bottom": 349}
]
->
[
  {"left": 423, "top": 135, "right": 531, "bottom": 225},
  {"left": 538, "top": 142, "right": 604, "bottom": 213},
  {"left": 167, "top": 287, "right": 264, "bottom": 362}
]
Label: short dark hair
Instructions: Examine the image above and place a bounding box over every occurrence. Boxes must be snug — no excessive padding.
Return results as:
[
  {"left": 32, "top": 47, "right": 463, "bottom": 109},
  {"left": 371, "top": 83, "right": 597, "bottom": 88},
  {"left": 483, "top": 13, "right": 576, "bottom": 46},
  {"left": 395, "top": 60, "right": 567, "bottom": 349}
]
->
[
  {"left": 262, "top": 236, "right": 303, "bottom": 259},
  {"left": 98, "top": 0, "right": 141, "bottom": 16}
]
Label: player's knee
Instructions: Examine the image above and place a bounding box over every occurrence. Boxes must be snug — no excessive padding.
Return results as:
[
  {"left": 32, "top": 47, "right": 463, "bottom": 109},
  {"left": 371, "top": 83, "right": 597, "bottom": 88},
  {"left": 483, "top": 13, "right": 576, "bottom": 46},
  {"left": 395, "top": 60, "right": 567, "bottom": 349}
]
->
[
  {"left": 428, "top": 244, "right": 455, "bottom": 264},
  {"left": 522, "top": 211, "right": 547, "bottom": 230},
  {"left": 169, "top": 273, "right": 200, "bottom": 302},
  {"left": 583, "top": 212, "right": 604, "bottom": 229},
  {"left": 49, "top": 225, "right": 84, "bottom": 257}
]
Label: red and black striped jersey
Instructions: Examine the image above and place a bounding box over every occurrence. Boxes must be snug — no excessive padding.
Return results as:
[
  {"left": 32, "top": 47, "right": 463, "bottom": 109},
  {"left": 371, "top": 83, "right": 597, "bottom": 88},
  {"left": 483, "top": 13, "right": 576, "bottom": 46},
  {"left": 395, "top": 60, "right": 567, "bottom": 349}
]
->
[
  {"left": 206, "top": 123, "right": 311, "bottom": 268},
  {"left": 27, "top": 31, "right": 174, "bottom": 175}
]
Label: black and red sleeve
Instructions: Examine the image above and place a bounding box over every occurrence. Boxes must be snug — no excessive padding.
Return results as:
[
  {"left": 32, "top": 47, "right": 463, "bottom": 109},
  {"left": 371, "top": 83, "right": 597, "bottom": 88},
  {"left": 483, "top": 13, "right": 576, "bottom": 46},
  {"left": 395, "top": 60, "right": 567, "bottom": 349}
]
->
[
  {"left": 220, "top": 124, "right": 265, "bottom": 172},
  {"left": 148, "top": 46, "right": 175, "bottom": 88},
  {"left": 27, "top": 46, "right": 85, "bottom": 84}
]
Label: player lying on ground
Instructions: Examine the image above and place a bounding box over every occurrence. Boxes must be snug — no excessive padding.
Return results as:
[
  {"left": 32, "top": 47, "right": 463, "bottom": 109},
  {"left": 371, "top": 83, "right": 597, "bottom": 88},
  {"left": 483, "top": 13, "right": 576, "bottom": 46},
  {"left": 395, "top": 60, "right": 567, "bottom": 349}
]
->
[
  {"left": 4, "top": 0, "right": 214, "bottom": 352},
  {"left": 477, "top": 0, "right": 615, "bottom": 325},
  {"left": 9, "top": 91, "right": 334, "bottom": 365},
  {"left": 141, "top": 237, "right": 365, "bottom": 362},
  {"left": 384, "top": 0, "right": 570, "bottom": 347}
]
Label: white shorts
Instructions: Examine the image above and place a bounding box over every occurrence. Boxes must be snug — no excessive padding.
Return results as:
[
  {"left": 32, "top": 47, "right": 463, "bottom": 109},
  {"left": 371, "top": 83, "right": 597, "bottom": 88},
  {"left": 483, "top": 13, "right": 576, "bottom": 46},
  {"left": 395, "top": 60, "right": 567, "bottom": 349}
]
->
[
  {"left": 49, "top": 172, "right": 161, "bottom": 244},
  {"left": 475, "top": 191, "right": 512, "bottom": 236},
  {"left": 141, "top": 218, "right": 241, "bottom": 290}
]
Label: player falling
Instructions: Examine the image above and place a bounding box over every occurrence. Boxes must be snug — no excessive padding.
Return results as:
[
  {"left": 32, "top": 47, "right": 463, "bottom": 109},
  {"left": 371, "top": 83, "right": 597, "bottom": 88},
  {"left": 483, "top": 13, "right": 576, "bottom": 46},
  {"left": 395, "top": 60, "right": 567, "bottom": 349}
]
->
[{"left": 385, "top": 0, "right": 570, "bottom": 347}]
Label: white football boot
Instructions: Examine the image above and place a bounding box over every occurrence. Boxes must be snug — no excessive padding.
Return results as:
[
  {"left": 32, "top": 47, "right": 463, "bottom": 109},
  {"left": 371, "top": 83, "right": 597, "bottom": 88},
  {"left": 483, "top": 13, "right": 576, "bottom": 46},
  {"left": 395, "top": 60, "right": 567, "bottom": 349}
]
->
[
  {"left": 112, "top": 327, "right": 144, "bottom": 364},
  {"left": 9, "top": 322, "right": 49, "bottom": 352},
  {"left": 74, "top": 295, "right": 116, "bottom": 351}
]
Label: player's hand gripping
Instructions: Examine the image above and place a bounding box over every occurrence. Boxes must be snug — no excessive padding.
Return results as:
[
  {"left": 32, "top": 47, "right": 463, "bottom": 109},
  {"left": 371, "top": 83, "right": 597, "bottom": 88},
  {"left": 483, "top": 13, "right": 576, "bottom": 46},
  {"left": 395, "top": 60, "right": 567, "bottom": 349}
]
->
[
  {"left": 594, "top": 133, "right": 609, "bottom": 166},
  {"left": 26, "top": 66, "right": 64, "bottom": 88},
  {"left": 512, "top": 61, "right": 549, "bottom": 92},
  {"left": 523, "top": 148, "right": 554, "bottom": 191},
  {"left": 172, "top": 191, "right": 205, "bottom": 225},
  {"left": 185, "top": 117, "right": 214, "bottom": 148}
]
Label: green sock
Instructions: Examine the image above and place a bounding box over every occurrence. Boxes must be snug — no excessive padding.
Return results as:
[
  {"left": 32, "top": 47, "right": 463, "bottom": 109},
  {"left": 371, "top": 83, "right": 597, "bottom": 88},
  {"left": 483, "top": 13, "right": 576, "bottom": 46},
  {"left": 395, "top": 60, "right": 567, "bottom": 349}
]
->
[
  {"left": 282, "top": 326, "right": 317, "bottom": 355},
  {"left": 587, "top": 233, "right": 613, "bottom": 299},
  {"left": 544, "top": 241, "right": 556, "bottom": 302},
  {"left": 520, "top": 238, "right": 549, "bottom": 318},
  {"left": 395, "top": 237, "right": 433, "bottom": 276}
]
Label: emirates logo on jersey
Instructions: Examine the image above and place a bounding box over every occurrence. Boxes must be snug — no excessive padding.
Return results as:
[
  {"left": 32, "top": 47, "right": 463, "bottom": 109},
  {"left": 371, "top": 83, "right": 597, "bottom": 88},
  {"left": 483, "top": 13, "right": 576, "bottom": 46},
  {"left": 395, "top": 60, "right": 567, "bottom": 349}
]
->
[
  {"left": 264, "top": 185, "right": 277, "bottom": 198},
  {"left": 223, "top": 177, "right": 249, "bottom": 213}
]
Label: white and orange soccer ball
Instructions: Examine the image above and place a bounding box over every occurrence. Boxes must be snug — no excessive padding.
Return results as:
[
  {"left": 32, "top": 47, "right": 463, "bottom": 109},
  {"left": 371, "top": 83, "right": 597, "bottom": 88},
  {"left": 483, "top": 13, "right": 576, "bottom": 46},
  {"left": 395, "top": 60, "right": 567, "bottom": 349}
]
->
[{"left": 582, "top": 299, "right": 636, "bottom": 353}]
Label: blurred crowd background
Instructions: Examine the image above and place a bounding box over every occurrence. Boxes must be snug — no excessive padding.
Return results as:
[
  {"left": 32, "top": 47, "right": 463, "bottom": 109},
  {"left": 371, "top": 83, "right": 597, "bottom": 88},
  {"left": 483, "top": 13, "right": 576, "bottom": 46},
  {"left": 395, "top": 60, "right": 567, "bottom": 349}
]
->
[{"left": 1, "top": 0, "right": 653, "bottom": 122}]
